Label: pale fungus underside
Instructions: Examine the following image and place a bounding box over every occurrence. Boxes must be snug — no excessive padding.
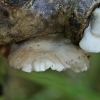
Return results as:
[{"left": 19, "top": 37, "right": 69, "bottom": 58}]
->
[
  {"left": 9, "top": 33, "right": 90, "bottom": 72},
  {"left": 0, "top": 0, "right": 100, "bottom": 72}
]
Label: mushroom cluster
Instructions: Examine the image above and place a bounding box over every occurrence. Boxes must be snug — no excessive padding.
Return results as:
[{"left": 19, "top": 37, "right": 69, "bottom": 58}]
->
[{"left": 0, "top": 0, "right": 100, "bottom": 73}]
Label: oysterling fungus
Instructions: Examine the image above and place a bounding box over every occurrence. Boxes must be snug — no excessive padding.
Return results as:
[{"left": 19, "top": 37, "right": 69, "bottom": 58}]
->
[
  {"left": 9, "top": 33, "right": 90, "bottom": 73},
  {"left": 0, "top": 0, "right": 100, "bottom": 72}
]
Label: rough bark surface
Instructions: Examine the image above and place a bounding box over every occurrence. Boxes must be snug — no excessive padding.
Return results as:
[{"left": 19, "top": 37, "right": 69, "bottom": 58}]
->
[{"left": 0, "top": 0, "right": 100, "bottom": 45}]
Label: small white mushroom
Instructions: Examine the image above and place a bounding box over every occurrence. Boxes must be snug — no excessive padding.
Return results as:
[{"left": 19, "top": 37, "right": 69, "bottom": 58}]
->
[
  {"left": 8, "top": 33, "right": 90, "bottom": 73},
  {"left": 79, "top": 8, "right": 100, "bottom": 53}
]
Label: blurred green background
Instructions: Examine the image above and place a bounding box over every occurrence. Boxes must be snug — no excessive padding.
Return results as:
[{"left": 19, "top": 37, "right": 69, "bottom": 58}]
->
[{"left": 0, "top": 54, "right": 100, "bottom": 100}]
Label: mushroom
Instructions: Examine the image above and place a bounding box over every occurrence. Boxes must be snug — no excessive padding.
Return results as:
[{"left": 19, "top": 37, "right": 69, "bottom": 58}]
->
[
  {"left": 9, "top": 33, "right": 90, "bottom": 72},
  {"left": 79, "top": 8, "right": 100, "bottom": 53},
  {"left": 0, "top": 0, "right": 100, "bottom": 73}
]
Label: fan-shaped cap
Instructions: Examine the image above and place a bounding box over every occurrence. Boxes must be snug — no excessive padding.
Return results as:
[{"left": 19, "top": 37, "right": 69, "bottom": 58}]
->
[{"left": 9, "top": 33, "right": 90, "bottom": 73}]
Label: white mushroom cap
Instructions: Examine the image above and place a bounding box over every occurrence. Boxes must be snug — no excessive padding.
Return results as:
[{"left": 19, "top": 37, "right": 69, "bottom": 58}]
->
[
  {"left": 79, "top": 8, "right": 100, "bottom": 53},
  {"left": 8, "top": 33, "right": 90, "bottom": 73},
  {"left": 79, "top": 24, "right": 100, "bottom": 53}
]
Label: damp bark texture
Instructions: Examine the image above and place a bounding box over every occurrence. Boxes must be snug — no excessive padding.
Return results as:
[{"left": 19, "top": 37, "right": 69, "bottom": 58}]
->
[{"left": 0, "top": 0, "right": 100, "bottom": 45}]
